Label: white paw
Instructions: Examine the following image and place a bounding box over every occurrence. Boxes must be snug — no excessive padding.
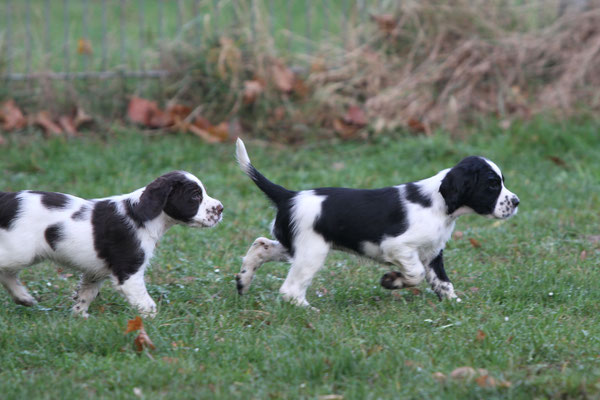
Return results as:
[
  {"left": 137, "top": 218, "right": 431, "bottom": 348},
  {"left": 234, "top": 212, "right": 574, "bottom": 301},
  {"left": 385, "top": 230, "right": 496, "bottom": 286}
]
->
[{"left": 138, "top": 302, "right": 157, "bottom": 318}]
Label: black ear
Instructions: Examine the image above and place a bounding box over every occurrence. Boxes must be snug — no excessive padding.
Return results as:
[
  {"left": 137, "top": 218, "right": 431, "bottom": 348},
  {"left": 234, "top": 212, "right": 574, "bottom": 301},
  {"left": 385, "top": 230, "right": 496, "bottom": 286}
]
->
[
  {"left": 130, "top": 174, "right": 179, "bottom": 223},
  {"left": 439, "top": 167, "right": 468, "bottom": 215}
]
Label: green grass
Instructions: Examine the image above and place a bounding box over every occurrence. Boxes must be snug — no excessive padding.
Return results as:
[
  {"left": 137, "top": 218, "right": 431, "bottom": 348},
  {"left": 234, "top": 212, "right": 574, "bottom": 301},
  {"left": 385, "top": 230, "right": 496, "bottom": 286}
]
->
[{"left": 0, "top": 119, "right": 599, "bottom": 399}]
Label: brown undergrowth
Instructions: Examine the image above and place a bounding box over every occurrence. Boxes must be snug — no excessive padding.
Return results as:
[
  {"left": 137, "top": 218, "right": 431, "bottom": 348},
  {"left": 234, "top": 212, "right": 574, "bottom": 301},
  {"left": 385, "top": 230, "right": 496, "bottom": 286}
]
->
[{"left": 2, "top": 1, "right": 599, "bottom": 141}]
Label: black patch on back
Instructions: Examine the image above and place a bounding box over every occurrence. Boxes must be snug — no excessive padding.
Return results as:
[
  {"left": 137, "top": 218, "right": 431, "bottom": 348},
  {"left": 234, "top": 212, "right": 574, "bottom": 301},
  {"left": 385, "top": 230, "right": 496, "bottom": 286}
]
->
[
  {"left": 0, "top": 192, "right": 21, "bottom": 230},
  {"left": 439, "top": 156, "right": 502, "bottom": 215},
  {"left": 45, "top": 223, "right": 64, "bottom": 251},
  {"left": 313, "top": 187, "right": 408, "bottom": 254},
  {"left": 71, "top": 205, "right": 89, "bottom": 220},
  {"left": 405, "top": 182, "right": 432, "bottom": 207},
  {"left": 92, "top": 200, "right": 145, "bottom": 284},
  {"left": 429, "top": 250, "right": 450, "bottom": 282},
  {"left": 127, "top": 171, "right": 202, "bottom": 226},
  {"left": 30, "top": 191, "right": 70, "bottom": 209}
]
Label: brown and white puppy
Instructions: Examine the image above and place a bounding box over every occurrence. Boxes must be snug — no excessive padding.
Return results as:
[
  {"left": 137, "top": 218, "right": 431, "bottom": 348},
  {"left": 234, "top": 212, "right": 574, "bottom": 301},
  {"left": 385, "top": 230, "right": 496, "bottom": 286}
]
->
[{"left": 0, "top": 171, "right": 223, "bottom": 317}]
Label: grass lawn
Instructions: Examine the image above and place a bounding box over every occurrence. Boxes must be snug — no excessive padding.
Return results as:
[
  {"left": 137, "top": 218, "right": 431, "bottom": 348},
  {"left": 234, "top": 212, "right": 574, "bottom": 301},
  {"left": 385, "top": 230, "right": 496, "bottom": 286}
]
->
[{"left": 0, "top": 119, "right": 599, "bottom": 399}]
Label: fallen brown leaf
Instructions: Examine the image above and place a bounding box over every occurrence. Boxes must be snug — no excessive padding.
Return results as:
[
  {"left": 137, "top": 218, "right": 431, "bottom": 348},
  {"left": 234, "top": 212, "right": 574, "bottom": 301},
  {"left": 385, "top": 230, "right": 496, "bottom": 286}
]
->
[
  {"left": 476, "top": 329, "right": 486, "bottom": 342},
  {"left": 409, "top": 288, "right": 422, "bottom": 295},
  {"left": 73, "top": 107, "right": 93, "bottom": 129},
  {"left": 450, "top": 366, "right": 476, "bottom": 380},
  {"left": 580, "top": 250, "right": 587, "bottom": 261},
  {"left": 147, "top": 108, "right": 173, "bottom": 129},
  {"left": 0, "top": 100, "right": 27, "bottom": 131},
  {"left": 476, "top": 374, "right": 497, "bottom": 388},
  {"left": 272, "top": 62, "right": 295, "bottom": 92},
  {"left": 127, "top": 96, "right": 161, "bottom": 126},
  {"left": 432, "top": 372, "right": 446, "bottom": 382},
  {"left": 243, "top": 80, "right": 264, "bottom": 104},
  {"left": 453, "top": 231, "right": 464, "bottom": 240},
  {"left": 547, "top": 155, "right": 567, "bottom": 168},
  {"left": 469, "top": 238, "right": 482, "bottom": 248},
  {"left": 58, "top": 115, "right": 78, "bottom": 136},
  {"left": 125, "top": 316, "right": 144, "bottom": 334},
  {"left": 333, "top": 118, "right": 360, "bottom": 139},
  {"left": 345, "top": 105, "right": 368, "bottom": 127},
  {"left": 407, "top": 118, "right": 432, "bottom": 135},
  {"left": 125, "top": 316, "right": 155, "bottom": 352},
  {"left": 134, "top": 329, "right": 156, "bottom": 352},
  {"left": 34, "top": 111, "right": 62, "bottom": 135}
]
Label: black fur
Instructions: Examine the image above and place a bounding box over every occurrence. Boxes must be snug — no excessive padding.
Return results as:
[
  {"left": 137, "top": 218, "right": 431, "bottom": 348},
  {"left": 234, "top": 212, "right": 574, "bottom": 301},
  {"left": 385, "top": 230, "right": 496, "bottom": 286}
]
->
[
  {"left": 429, "top": 250, "right": 449, "bottom": 282},
  {"left": 71, "top": 205, "right": 89, "bottom": 221},
  {"left": 163, "top": 176, "right": 203, "bottom": 223},
  {"left": 405, "top": 182, "right": 432, "bottom": 207},
  {"left": 44, "top": 223, "right": 64, "bottom": 251},
  {"left": 30, "top": 191, "right": 70, "bottom": 209},
  {"left": 271, "top": 199, "right": 296, "bottom": 256},
  {"left": 127, "top": 171, "right": 203, "bottom": 226},
  {"left": 313, "top": 187, "right": 408, "bottom": 255},
  {"left": 439, "top": 156, "right": 502, "bottom": 215},
  {"left": 246, "top": 164, "right": 295, "bottom": 206},
  {"left": 0, "top": 192, "right": 21, "bottom": 230},
  {"left": 92, "top": 200, "right": 145, "bottom": 284}
]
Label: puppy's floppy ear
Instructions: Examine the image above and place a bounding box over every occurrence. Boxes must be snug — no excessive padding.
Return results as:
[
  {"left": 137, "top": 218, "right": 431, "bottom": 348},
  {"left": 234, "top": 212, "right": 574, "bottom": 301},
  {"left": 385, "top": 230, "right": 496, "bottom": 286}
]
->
[
  {"left": 440, "top": 166, "right": 470, "bottom": 215},
  {"left": 131, "top": 174, "right": 180, "bottom": 222}
]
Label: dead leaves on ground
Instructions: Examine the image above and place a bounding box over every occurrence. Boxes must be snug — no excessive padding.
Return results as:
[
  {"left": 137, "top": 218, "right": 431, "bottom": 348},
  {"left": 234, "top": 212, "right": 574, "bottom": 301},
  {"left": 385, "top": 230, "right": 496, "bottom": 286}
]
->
[
  {"left": 433, "top": 366, "right": 512, "bottom": 388},
  {"left": 0, "top": 100, "right": 93, "bottom": 137},
  {"left": 125, "top": 316, "right": 156, "bottom": 353},
  {"left": 127, "top": 96, "right": 230, "bottom": 143},
  {"left": 0, "top": 100, "right": 27, "bottom": 131}
]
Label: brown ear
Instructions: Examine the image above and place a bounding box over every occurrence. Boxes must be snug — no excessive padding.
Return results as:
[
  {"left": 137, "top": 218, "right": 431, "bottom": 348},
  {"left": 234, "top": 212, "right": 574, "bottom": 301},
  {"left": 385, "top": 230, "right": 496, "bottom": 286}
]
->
[{"left": 129, "top": 173, "right": 183, "bottom": 223}]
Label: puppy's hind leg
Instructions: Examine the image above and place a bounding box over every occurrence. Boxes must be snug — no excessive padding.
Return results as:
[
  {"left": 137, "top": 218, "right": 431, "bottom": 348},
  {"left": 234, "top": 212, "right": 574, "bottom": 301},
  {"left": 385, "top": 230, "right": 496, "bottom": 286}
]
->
[
  {"left": 72, "top": 274, "right": 104, "bottom": 318},
  {"left": 0, "top": 270, "right": 37, "bottom": 306},
  {"left": 236, "top": 238, "right": 289, "bottom": 295},
  {"left": 380, "top": 249, "right": 426, "bottom": 290},
  {"left": 279, "top": 236, "right": 329, "bottom": 309}
]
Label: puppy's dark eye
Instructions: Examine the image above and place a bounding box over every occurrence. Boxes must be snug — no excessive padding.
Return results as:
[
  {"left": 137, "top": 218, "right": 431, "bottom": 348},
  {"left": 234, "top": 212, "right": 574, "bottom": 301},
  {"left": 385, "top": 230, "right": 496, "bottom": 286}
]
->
[{"left": 488, "top": 180, "right": 500, "bottom": 190}]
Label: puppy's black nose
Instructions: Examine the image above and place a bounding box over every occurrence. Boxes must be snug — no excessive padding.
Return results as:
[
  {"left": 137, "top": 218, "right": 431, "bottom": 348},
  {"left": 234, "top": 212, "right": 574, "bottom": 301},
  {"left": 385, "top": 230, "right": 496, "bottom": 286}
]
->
[
  {"left": 511, "top": 196, "right": 520, "bottom": 207},
  {"left": 215, "top": 204, "right": 224, "bottom": 214}
]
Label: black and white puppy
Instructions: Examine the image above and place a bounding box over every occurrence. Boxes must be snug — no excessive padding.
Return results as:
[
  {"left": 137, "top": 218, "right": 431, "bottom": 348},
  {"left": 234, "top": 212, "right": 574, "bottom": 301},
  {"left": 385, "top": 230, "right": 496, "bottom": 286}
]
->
[
  {"left": 0, "top": 171, "right": 223, "bottom": 317},
  {"left": 235, "top": 139, "right": 519, "bottom": 308}
]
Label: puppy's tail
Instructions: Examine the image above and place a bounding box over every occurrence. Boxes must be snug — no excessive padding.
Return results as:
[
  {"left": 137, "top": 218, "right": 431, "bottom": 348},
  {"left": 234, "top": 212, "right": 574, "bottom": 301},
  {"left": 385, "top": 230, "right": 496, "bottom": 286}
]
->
[{"left": 236, "top": 138, "right": 295, "bottom": 205}]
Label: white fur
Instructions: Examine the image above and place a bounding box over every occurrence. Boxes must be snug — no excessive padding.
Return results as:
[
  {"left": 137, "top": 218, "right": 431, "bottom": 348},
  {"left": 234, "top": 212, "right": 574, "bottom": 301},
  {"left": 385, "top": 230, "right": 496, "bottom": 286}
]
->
[
  {"left": 236, "top": 140, "right": 519, "bottom": 308},
  {"left": 0, "top": 172, "right": 222, "bottom": 317}
]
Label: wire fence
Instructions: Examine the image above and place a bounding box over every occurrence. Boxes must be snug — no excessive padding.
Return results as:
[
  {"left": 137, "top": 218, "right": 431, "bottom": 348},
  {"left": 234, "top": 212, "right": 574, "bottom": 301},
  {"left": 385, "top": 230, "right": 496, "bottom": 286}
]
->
[
  {"left": 0, "top": 0, "right": 587, "bottom": 83},
  {"left": 0, "top": 0, "right": 397, "bottom": 82}
]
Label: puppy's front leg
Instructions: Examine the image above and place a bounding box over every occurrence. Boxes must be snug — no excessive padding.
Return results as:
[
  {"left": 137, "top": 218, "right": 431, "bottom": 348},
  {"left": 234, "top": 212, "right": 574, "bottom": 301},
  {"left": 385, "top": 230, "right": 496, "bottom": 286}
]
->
[
  {"left": 114, "top": 270, "right": 157, "bottom": 318},
  {"left": 72, "top": 275, "right": 104, "bottom": 318},
  {"left": 425, "top": 250, "right": 460, "bottom": 301}
]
